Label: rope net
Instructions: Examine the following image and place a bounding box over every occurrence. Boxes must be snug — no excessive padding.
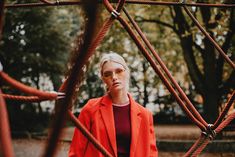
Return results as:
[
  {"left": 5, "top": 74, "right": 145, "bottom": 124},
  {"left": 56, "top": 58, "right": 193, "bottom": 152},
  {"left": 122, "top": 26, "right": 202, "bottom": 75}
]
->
[{"left": 0, "top": 0, "right": 234, "bottom": 157}]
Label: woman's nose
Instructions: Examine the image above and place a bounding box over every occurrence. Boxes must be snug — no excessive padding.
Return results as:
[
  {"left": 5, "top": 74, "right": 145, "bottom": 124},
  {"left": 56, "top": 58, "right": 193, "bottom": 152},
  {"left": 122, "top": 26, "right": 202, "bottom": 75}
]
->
[{"left": 112, "top": 72, "right": 118, "bottom": 80}]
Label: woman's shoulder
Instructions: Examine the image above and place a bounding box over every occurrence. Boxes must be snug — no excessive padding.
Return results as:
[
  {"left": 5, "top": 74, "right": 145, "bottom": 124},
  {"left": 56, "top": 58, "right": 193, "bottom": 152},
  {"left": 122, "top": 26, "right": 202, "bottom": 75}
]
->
[
  {"left": 129, "top": 94, "right": 150, "bottom": 114},
  {"left": 87, "top": 97, "right": 102, "bottom": 104},
  {"left": 135, "top": 101, "right": 152, "bottom": 115},
  {"left": 80, "top": 96, "right": 103, "bottom": 113}
]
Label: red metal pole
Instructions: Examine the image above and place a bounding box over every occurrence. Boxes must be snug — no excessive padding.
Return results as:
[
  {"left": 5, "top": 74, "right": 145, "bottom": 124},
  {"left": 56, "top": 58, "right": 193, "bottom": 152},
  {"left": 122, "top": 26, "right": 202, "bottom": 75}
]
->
[
  {"left": 5, "top": 1, "right": 235, "bottom": 8},
  {"left": 0, "top": 90, "right": 14, "bottom": 157}
]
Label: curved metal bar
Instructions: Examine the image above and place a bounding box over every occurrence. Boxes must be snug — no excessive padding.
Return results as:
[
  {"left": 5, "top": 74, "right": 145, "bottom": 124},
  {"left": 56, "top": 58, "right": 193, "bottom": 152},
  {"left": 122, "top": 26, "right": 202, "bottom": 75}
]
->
[
  {"left": 125, "top": 0, "right": 235, "bottom": 8},
  {"left": 5, "top": 1, "right": 235, "bottom": 8},
  {"left": 0, "top": 71, "right": 58, "bottom": 99},
  {"left": 0, "top": 90, "right": 15, "bottom": 157},
  {"left": 0, "top": 2, "right": 15, "bottom": 157}
]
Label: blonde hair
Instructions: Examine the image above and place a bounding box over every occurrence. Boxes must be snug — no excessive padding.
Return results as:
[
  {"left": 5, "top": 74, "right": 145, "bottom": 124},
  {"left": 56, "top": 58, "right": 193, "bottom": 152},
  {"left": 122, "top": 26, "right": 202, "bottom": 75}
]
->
[
  {"left": 99, "top": 52, "right": 130, "bottom": 91},
  {"left": 99, "top": 52, "right": 129, "bottom": 76}
]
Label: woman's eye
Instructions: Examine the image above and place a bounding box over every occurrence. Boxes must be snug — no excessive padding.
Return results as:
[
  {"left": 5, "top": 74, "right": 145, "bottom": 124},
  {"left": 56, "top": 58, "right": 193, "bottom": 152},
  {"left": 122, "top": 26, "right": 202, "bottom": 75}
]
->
[
  {"left": 103, "top": 72, "right": 112, "bottom": 77},
  {"left": 116, "top": 69, "right": 124, "bottom": 74}
]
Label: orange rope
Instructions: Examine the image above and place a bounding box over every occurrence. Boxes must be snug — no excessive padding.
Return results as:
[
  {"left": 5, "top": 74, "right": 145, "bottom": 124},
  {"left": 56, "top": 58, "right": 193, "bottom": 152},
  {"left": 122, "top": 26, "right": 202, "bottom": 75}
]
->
[{"left": 0, "top": 94, "right": 56, "bottom": 102}]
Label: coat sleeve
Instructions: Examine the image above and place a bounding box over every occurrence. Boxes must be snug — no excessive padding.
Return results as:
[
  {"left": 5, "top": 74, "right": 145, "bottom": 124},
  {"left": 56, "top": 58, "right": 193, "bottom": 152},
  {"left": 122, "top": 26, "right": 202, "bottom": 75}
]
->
[
  {"left": 68, "top": 107, "right": 91, "bottom": 157},
  {"left": 149, "top": 112, "right": 158, "bottom": 157}
]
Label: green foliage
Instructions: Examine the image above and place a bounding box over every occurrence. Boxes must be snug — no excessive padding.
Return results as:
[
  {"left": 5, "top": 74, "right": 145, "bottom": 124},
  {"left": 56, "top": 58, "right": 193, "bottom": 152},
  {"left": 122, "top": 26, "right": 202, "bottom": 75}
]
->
[
  {"left": 1, "top": 7, "right": 69, "bottom": 85},
  {"left": 0, "top": 3, "right": 81, "bottom": 131}
]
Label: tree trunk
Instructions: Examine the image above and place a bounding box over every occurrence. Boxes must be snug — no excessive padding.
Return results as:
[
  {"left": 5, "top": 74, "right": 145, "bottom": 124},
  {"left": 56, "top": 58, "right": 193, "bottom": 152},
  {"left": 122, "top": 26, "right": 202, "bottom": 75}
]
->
[
  {"left": 143, "top": 62, "right": 149, "bottom": 107},
  {"left": 203, "top": 89, "right": 220, "bottom": 123}
]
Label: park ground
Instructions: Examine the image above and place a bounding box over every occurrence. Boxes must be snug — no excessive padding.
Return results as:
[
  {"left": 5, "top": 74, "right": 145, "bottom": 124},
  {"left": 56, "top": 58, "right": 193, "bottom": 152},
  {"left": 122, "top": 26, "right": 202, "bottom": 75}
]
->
[{"left": 12, "top": 124, "right": 235, "bottom": 157}]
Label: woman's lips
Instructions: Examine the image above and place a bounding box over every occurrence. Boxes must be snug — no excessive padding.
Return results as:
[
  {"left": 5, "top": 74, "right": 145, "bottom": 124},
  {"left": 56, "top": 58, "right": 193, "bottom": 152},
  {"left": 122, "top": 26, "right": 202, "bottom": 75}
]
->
[{"left": 113, "top": 82, "right": 121, "bottom": 86}]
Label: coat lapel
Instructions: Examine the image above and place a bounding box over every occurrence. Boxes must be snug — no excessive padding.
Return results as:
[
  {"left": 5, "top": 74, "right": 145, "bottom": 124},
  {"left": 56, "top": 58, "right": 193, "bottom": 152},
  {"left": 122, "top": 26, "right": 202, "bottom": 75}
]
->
[
  {"left": 99, "top": 94, "right": 142, "bottom": 157},
  {"left": 129, "top": 94, "right": 142, "bottom": 156},
  {"left": 100, "top": 95, "right": 117, "bottom": 157}
]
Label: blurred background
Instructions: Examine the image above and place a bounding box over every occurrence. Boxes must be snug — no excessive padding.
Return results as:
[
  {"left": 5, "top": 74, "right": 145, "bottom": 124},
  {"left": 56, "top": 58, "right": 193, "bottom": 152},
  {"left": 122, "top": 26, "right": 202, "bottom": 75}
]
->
[{"left": 1, "top": 0, "right": 235, "bottom": 156}]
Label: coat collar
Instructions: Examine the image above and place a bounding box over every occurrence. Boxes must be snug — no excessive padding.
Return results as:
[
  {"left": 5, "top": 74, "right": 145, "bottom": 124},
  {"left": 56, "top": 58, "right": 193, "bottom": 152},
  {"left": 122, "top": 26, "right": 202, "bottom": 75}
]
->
[
  {"left": 100, "top": 93, "right": 142, "bottom": 157},
  {"left": 129, "top": 94, "right": 142, "bottom": 156},
  {"left": 100, "top": 94, "right": 117, "bottom": 156}
]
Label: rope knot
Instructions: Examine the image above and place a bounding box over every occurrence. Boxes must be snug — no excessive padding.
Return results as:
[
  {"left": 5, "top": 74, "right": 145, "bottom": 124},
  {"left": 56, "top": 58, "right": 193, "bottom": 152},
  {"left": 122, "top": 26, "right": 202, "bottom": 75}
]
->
[
  {"left": 111, "top": 10, "right": 120, "bottom": 18},
  {"left": 202, "top": 124, "right": 216, "bottom": 140}
]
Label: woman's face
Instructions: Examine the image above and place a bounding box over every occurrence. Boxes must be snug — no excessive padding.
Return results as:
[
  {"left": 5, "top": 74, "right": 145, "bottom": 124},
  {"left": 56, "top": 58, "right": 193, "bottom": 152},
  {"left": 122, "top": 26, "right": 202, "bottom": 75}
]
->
[{"left": 101, "top": 61, "right": 128, "bottom": 93}]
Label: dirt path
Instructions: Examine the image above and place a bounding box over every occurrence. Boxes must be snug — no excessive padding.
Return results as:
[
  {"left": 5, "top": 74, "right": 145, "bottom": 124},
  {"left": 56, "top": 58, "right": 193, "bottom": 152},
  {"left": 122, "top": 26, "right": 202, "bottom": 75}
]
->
[
  {"left": 10, "top": 125, "right": 235, "bottom": 157},
  {"left": 12, "top": 138, "right": 235, "bottom": 157},
  {"left": 155, "top": 124, "right": 201, "bottom": 140},
  {"left": 61, "top": 124, "right": 201, "bottom": 141}
]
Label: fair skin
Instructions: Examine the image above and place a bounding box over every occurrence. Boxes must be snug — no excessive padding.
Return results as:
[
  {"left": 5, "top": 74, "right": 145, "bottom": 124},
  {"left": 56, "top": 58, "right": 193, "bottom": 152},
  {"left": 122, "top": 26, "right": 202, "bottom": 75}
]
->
[{"left": 102, "top": 61, "right": 129, "bottom": 105}]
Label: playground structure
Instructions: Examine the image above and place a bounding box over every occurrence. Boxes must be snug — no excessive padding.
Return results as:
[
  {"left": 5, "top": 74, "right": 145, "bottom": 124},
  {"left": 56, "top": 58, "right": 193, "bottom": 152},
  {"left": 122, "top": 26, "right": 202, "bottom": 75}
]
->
[{"left": 0, "top": 0, "right": 235, "bottom": 157}]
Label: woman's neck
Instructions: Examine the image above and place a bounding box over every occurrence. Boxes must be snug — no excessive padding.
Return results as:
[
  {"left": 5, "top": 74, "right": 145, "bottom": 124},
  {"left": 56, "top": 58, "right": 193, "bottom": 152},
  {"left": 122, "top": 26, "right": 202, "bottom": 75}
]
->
[{"left": 109, "top": 90, "right": 129, "bottom": 105}]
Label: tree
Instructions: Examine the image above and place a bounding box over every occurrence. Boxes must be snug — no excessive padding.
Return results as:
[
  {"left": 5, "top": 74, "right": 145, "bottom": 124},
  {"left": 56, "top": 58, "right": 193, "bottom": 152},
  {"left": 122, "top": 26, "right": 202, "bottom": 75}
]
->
[{"left": 134, "top": 1, "right": 235, "bottom": 122}]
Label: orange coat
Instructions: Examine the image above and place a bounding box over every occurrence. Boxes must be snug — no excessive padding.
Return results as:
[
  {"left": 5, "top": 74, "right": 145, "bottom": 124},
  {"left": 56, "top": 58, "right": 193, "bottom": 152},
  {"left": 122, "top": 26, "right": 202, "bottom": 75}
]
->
[{"left": 69, "top": 94, "right": 158, "bottom": 157}]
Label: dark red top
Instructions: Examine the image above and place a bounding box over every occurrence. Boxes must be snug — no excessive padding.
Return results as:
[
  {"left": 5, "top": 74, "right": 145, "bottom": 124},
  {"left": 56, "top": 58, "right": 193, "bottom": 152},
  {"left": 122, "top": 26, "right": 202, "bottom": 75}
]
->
[{"left": 113, "top": 104, "right": 131, "bottom": 157}]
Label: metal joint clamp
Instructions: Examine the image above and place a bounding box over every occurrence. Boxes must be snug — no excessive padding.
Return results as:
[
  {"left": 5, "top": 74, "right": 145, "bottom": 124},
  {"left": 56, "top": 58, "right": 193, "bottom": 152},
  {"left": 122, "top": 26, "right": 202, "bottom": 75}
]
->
[
  {"left": 202, "top": 124, "right": 216, "bottom": 140},
  {"left": 50, "top": 91, "right": 65, "bottom": 99},
  {"left": 111, "top": 10, "right": 120, "bottom": 18}
]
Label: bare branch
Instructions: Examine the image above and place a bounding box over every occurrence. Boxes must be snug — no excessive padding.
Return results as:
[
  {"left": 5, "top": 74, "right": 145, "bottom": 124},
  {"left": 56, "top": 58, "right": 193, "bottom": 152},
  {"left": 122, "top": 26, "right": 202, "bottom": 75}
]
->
[
  {"left": 134, "top": 16, "right": 179, "bottom": 34},
  {"left": 173, "top": 6, "right": 205, "bottom": 94}
]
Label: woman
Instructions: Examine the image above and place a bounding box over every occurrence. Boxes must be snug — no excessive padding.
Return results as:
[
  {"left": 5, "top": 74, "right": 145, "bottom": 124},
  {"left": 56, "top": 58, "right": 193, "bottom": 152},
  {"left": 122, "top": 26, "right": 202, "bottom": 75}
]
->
[{"left": 69, "top": 52, "right": 158, "bottom": 157}]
